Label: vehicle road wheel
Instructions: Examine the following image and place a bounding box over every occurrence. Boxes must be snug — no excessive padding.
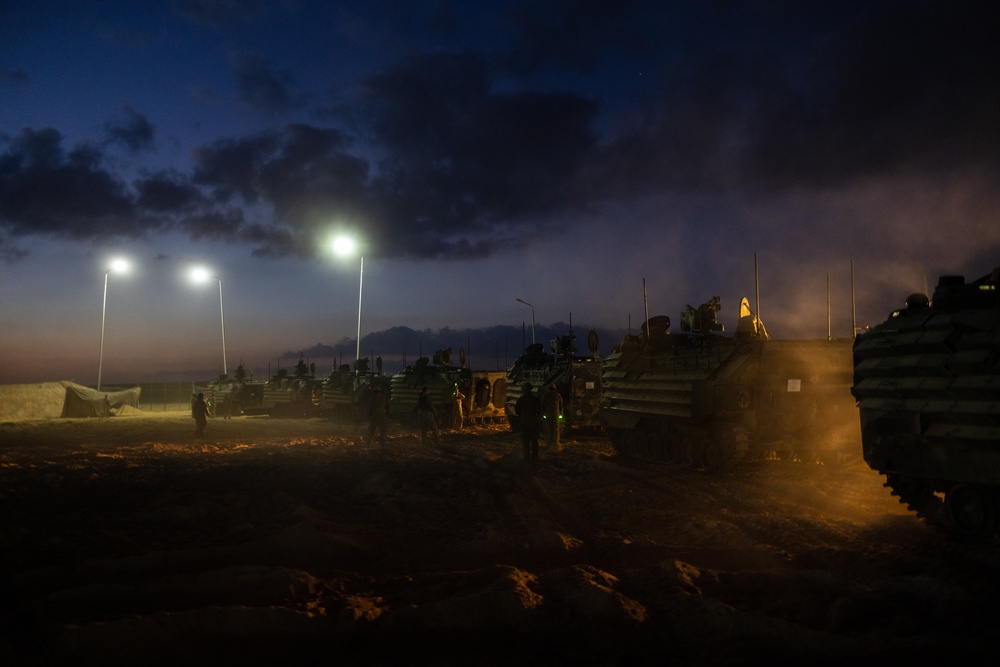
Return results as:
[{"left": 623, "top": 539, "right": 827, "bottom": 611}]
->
[
  {"left": 681, "top": 437, "right": 699, "bottom": 468},
  {"left": 633, "top": 433, "right": 649, "bottom": 458},
  {"left": 649, "top": 435, "right": 667, "bottom": 461},
  {"left": 945, "top": 484, "right": 997, "bottom": 540},
  {"left": 662, "top": 434, "right": 680, "bottom": 463}
]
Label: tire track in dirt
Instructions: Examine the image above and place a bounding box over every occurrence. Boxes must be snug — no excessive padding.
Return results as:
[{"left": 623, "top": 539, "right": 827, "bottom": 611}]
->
[{"left": 481, "top": 457, "right": 623, "bottom": 569}]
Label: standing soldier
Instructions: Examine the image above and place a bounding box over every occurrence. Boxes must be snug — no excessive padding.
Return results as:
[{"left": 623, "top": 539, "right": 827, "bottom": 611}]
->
[
  {"left": 367, "top": 385, "right": 389, "bottom": 448},
  {"left": 192, "top": 392, "right": 210, "bottom": 436},
  {"left": 417, "top": 386, "right": 441, "bottom": 445},
  {"left": 541, "top": 384, "right": 564, "bottom": 451},
  {"left": 515, "top": 383, "right": 542, "bottom": 463},
  {"left": 452, "top": 383, "right": 466, "bottom": 429}
]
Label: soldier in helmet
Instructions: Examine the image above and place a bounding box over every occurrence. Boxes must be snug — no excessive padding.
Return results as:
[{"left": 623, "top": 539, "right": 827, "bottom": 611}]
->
[
  {"left": 191, "top": 392, "right": 209, "bottom": 436},
  {"left": 367, "top": 385, "right": 389, "bottom": 448},
  {"left": 514, "top": 382, "right": 542, "bottom": 462},
  {"left": 452, "top": 383, "right": 466, "bottom": 429},
  {"left": 541, "top": 384, "right": 564, "bottom": 451},
  {"left": 417, "top": 386, "right": 441, "bottom": 446}
]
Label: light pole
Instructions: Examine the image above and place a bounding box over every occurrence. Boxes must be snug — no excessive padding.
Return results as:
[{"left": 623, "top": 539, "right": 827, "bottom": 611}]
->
[
  {"left": 333, "top": 236, "right": 363, "bottom": 375},
  {"left": 516, "top": 298, "right": 536, "bottom": 345},
  {"left": 97, "top": 258, "right": 130, "bottom": 391},
  {"left": 190, "top": 267, "right": 228, "bottom": 378}
]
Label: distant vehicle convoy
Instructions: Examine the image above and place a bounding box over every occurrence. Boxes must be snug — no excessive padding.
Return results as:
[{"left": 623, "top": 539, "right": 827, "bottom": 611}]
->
[
  {"left": 192, "top": 264, "right": 1000, "bottom": 541},
  {"left": 853, "top": 265, "right": 1000, "bottom": 539},
  {"left": 196, "top": 289, "right": 862, "bottom": 471},
  {"left": 199, "top": 349, "right": 508, "bottom": 427}
]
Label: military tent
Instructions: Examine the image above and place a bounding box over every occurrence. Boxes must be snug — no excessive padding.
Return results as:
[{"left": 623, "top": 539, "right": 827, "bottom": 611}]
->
[{"left": 61, "top": 384, "right": 141, "bottom": 418}]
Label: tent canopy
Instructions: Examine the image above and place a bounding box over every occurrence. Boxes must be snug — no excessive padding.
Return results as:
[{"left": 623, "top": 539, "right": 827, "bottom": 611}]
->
[{"left": 61, "top": 384, "right": 141, "bottom": 418}]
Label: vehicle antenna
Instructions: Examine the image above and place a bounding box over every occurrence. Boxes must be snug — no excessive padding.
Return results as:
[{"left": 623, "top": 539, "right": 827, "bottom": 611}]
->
[
  {"left": 754, "top": 254, "right": 760, "bottom": 326},
  {"left": 827, "top": 273, "right": 832, "bottom": 341},
  {"left": 642, "top": 278, "right": 650, "bottom": 342},
  {"left": 851, "top": 259, "right": 857, "bottom": 338}
]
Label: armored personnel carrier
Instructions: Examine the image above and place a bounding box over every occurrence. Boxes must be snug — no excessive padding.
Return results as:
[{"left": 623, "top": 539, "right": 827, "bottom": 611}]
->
[
  {"left": 390, "top": 348, "right": 508, "bottom": 427},
  {"left": 320, "top": 357, "right": 392, "bottom": 422},
  {"left": 504, "top": 329, "right": 603, "bottom": 432},
  {"left": 601, "top": 297, "right": 859, "bottom": 470},
  {"left": 257, "top": 358, "right": 323, "bottom": 417},
  {"left": 197, "top": 362, "right": 264, "bottom": 417},
  {"left": 852, "top": 266, "right": 1000, "bottom": 539},
  {"left": 389, "top": 348, "right": 470, "bottom": 427}
]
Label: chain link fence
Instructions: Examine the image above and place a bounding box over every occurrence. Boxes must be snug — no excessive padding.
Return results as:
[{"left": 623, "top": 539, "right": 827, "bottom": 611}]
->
[{"left": 111, "top": 382, "right": 200, "bottom": 412}]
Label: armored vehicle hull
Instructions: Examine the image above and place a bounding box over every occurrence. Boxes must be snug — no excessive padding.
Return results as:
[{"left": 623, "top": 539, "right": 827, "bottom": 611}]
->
[
  {"left": 259, "top": 378, "right": 322, "bottom": 416},
  {"left": 196, "top": 364, "right": 264, "bottom": 417},
  {"left": 321, "top": 360, "right": 392, "bottom": 422},
  {"left": 505, "top": 332, "right": 603, "bottom": 433},
  {"left": 389, "top": 348, "right": 507, "bottom": 427},
  {"left": 252, "top": 359, "right": 322, "bottom": 417},
  {"left": 852, "top": 267, "right": 1000, "bottom": 539},
  {"left": 601, "top": 304, "right": 859, "bottom": 470},
  {"left": 390, "top": 351, "right": 469, "bottom": 428}
]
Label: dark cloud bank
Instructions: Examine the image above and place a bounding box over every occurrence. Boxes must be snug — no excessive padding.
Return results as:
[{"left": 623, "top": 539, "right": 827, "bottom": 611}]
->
[
  {"left": 2, "top": 0, "right": 998, "bottom": 263},
  {"left": 282, "top": 321, "right": 616, "bottom": 379}
]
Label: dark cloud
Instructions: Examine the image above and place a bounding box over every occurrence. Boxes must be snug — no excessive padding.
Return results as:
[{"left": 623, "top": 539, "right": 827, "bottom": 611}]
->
[
  {"left": 104, "top": 106, "right": 155, "bottom": 153},
  {"left": 3, "top": 0, "right": 998, "bottom": 266},
  {"left": 590, "top": 0, "right": 1000, "bottom": 198},
  {"left": 1, "top": 67, "right": 29, "bottom": 87},
  {"left": 232, "top": 52, "right": 296, "bottom": 113},
  {"left": 592, "top": 47, "right": 804, "bottom": 195},
  {"left": 0, "top": 128, "right": 139, "bottom": 239},
  {"left": 500, "top": 0, "right": 653, "bottom": 76},
  {"left": 0, "top": 234, "right": 29, "bottom": 264},
  {"left": 93, "top": 22, "right": 163, "bottom": 50},
  {"left": 354, "top": 52, "right": 600, "bottom": 256},
  {"left": 1, "top": 129, "right": 257, "bottom": 253},
  {"left": 134, "top": 171, "right": 205, "bottom": 211},
  {"left": 283, "top": 341, "right": 343, "bottom": 360},
  {"left": 284, "top": 321, "right": 626, "bottom": 370},
  {"left": 808, "top": 0, "right": 1000, "bottom": 179},
  {"left": 255, "top": 124, "right": 368, "bottom": 222},
  {"left": 357, "top": 51, "right": 493, "bottom": 159},
  {"left": 171, "top": 0, "right": 269, "bottom": 26},
  {"left": 191, "top": 133, "right": 278, "bottom": 202},
  {"left": 188, "top": 92, "right": 598, "bottom": 260},
  {"left": 178, "top": 208, "right": 246, "bottom": 241},
  {"left": 191, "top": 124, "right": 368, "bottom": 256},
  {"left": 242, "top": 223, "right": 298, "bottom": 258}
]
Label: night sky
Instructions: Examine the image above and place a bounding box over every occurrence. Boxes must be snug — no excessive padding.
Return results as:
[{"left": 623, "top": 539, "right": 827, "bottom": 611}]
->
[{"left": 2, "top": 0, "right": 998, "bottom": 385}]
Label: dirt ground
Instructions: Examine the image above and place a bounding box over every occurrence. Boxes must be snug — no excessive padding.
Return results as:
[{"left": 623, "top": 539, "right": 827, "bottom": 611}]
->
[{"left": 2, "top": 405, "right": 999, "bottom": 665}]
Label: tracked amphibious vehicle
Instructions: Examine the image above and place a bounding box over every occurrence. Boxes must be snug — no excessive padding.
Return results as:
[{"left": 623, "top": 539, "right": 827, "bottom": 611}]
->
[
  {"left": 255, "top": 358, "right": 323, "bottom": 417},
  {"left": 197, "top": 362, "right": 265, "bottom": 417},
  {"left": 390, "top": 348, "right": 469, "bottom": 427},
  {"left": 320, "top": 357, "right": 392, "bottom": 422},
  {"left": 601, "top": 297, "right": 859, "bottom": 470},
  {"left": 504, "top": 329, "right": 603, "bottom": 432},
  {"left": 390, "top": 348, "right": 508, "bottom": 427},
  {"left": 852, "top": 266, "right": 1000, "bottom": 539}
]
